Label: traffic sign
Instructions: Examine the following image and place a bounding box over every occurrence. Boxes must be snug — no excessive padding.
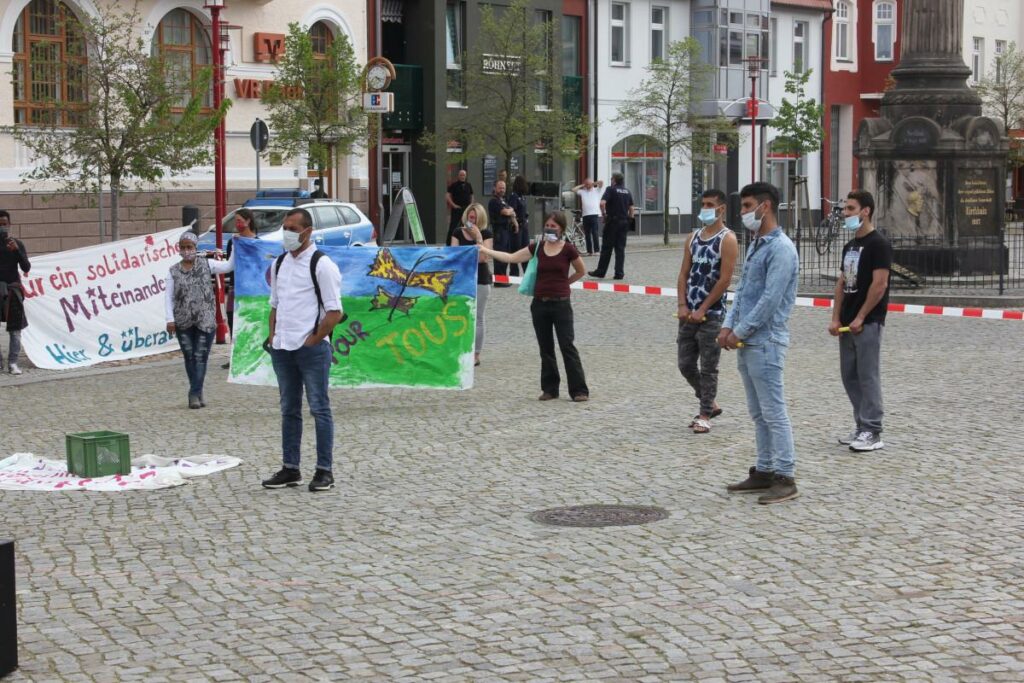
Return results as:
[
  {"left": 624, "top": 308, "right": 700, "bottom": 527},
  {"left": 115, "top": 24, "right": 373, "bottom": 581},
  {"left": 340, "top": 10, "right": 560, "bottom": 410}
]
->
[{"left": 250, "top": 118, "right": 269, "bottom": 152}]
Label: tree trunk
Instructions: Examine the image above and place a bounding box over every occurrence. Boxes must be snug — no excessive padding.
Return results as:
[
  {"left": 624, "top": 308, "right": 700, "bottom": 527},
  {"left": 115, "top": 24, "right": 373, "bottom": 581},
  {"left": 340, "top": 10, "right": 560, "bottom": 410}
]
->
[{"left": 109, "top": 182, "right": 120, "bottom": 242}]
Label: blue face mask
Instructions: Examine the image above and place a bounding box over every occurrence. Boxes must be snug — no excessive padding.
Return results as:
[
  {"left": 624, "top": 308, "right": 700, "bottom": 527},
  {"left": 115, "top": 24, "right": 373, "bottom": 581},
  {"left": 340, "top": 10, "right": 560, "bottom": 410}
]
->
[
  {"left": 844, "top": 215, "right": 862, "bottom": 231},
  {"left": 698, "top": 208, "right": 718, "bottom": 225}
]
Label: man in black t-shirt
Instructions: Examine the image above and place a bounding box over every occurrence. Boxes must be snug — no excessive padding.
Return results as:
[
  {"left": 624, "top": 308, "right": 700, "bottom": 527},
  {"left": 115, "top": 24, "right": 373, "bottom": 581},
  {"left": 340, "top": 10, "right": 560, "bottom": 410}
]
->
[
  {"left": 589, "top": 172, "right": 634, "bottom": 280},
  {"left": 445, "top": 169, "right": 474, "bottom": 243},
  {"left": 487, "top": 180, "right": 516, "bottom": 285},
  {"left": 830, "top": 190, "right": 892, "bottom": 452}
]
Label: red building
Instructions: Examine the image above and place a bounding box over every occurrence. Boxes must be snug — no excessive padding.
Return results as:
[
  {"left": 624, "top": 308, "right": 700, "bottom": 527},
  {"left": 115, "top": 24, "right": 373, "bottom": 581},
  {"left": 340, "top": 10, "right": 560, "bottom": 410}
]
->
[{"left": 821, "top": 0, "right": 902, "bottom": 205}]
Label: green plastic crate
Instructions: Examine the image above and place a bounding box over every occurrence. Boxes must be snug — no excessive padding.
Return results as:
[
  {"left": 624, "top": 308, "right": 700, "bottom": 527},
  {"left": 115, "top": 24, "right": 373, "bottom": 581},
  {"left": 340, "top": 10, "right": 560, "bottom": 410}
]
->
[{"left": 65, "top": 431, "right": 131, "bottom": 478}]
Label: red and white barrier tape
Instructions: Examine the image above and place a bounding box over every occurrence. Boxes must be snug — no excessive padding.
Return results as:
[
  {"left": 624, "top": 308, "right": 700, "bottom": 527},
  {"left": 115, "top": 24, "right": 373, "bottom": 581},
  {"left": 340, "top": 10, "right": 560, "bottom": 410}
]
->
[{"left": 492, "top": 275, "right": 1024, "bottom": 321}]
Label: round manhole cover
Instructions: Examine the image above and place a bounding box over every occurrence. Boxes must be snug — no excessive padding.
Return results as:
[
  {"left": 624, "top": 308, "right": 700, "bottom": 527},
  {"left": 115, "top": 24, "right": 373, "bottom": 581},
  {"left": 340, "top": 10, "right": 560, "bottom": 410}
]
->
[{"left": 529, "top": 504, "right": 669, "bottom": 528}]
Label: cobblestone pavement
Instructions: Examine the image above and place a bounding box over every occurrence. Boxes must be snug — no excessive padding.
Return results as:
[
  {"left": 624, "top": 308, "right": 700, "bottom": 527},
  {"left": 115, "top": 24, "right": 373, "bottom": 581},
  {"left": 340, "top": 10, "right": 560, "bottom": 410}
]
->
[{"left": 2, "top": 242, "right": 1023, "bottom": 682}]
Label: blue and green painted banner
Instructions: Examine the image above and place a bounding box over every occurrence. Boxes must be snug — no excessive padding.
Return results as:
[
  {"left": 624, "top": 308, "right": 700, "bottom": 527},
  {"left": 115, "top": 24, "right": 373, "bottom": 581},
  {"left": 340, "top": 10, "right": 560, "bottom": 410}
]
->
[{"left": 229, "top": 240, "right": 478, "bottom": 389}]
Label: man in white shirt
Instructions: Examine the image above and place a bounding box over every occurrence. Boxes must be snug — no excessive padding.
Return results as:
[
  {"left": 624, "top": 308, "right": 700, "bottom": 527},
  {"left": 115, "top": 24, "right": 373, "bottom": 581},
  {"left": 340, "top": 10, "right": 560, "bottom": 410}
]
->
[
  {"left": 573, "top": 178, "right": 604, "bottom": 255},
  {"left": 261, "top": 208, "right": 343, "bottom": 492}
]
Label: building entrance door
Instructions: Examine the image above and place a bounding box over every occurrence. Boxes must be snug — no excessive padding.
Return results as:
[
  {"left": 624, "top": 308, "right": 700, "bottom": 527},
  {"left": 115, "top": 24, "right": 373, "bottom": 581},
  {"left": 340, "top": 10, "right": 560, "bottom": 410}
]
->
[{"left": 382, "top": 145, "right": 411, "bottom": 240}]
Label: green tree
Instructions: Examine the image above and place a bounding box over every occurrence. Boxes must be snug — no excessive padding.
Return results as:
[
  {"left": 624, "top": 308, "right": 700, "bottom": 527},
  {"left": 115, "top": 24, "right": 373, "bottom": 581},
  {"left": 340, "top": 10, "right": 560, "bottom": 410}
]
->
[
  {"left": 614, "top": 38, "right": 734, "bottom": 245},
  {"left": 262, "top": 23, "right": 367, "bottom": 191},
  {"left": 421, "top": 0, "right": 588, "bottom": 178},
  {"left": 768, "top": 69, "right": 824, "bottom": 230},
  {"left": 977, "top": 42, "right": 1024, "bottom": 170},
  {"left": 8, "top": 1, "right": 227, "bottom": 241}
]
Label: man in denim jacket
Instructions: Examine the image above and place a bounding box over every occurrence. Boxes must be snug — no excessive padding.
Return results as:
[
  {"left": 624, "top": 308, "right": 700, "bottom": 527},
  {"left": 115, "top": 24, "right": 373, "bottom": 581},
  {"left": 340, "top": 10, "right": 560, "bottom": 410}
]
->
[{"left": 717, "top": 182, "right": 800, "bottom": 505}]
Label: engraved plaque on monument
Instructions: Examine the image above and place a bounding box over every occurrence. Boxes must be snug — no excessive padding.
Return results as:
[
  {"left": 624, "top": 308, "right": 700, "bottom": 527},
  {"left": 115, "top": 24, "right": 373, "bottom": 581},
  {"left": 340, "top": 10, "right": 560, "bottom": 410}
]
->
[{"left": 956, "top": 168, "right": 998, "bottom": 238}]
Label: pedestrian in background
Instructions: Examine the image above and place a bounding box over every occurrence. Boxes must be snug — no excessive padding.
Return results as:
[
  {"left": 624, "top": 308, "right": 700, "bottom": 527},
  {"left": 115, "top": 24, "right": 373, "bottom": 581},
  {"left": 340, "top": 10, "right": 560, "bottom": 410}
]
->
[
  {"left": 480, "top": 212, "right": 590, "bottom": 402},
  {"left": 261, "top": 208, "right": 343, "bottom": 493},
  {"left": 589, "top": 172, "right": 634, "bottom": 280},
  {"left": 719, "top": 182, "right": 800, "bottom": 505},
  {"left": 445, "top": 168, "right": 474, "bottom": 244},
  {"left": 677, "top": 189, "right": 738, "bottom": 434},
  {"left": 508, "top": 175, "right": 530, "bottom": 276},
  {"left": 831, "top": 189, "right": 891, "bottom": 452},
  {"left": 450, "top": 203, "right": 493, "bottom": 366},
  {"left": 573, "top": 178, "right": 604, "bottom": 255},
  {"left": 222, "top": 208, "right": 259, "bottom": 368},
  {"left": 165, "top": 231, "right": 234, "bottom": 409},
  {"left": 0, "top": 210, "right": 29, "bottom": 375},
  {"left": 488, "top": 180, "right": 517, "bottom": 287}
]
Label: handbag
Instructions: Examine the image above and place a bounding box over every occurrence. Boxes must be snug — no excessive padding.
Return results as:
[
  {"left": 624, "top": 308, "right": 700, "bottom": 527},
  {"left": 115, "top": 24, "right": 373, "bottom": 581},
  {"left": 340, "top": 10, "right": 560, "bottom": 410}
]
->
[{"left": 517, "top": 239, "right": 542, "bottom": 296}]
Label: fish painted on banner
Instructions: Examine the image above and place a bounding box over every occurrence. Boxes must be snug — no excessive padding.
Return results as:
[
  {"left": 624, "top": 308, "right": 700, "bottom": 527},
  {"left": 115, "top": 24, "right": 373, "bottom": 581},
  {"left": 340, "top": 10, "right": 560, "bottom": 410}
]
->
[{"left": 367, "top": 248, "right": 455, "bottom": 301}]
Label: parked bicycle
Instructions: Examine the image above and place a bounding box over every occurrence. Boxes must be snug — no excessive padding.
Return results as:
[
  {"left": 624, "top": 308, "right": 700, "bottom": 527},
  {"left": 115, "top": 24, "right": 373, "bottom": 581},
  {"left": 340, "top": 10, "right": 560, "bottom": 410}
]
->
[
  {"left": 816, "top": 198, "right": 845, "bottom": 255},
  {"left": 561, "top": 207, "right": 587, "bottom": 252}
]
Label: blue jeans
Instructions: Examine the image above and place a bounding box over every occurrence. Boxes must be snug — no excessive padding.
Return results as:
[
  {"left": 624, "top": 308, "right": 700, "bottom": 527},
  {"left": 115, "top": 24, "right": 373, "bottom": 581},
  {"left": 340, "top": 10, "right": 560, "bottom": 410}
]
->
[
  {"left": 176, "top": 327, "right": 215, "bottom": 397},
  {"left": 271, "top": 341, "right": 334, "bottom": 472},
  {"left": 737, "top": 342, "right": 796, "bottom": 477}
]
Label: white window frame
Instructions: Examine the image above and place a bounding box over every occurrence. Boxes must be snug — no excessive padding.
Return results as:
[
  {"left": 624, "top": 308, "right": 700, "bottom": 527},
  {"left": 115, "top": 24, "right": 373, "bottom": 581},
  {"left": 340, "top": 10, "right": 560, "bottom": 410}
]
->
[
  {"left": 793, "top": 20, "right": 808, "bottom": 74},
  {"left": 995, "top": 40, "right": 1007, "bottom": 82},
  {"left": 971, "top": 37, "right": 984, "bottom": 84},
  {"left": 769, "top": 17, "right": 777, "bottom": 76},
  {"left": 873, "top": 1, "right": 894, "bottom": 62},
  {"left": 835, "top": 1, "right": 851, "bottom": 61},
  {"left": 650, "top": 6, "right": 667, "bottom": 63},
  {"left": 610, "top": 2, "right": 629, "bottom": 66},
  {"left": 445, "top": 1, "right": 466, "bottom": 107}
]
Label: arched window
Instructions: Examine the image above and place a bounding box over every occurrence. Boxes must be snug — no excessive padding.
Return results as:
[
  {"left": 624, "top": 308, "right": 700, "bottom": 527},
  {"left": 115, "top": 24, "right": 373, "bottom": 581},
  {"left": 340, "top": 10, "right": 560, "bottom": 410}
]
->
[
  {"left": 151, "top": 9, "right": 212, "bottom": 109},
  {"left": 309, "top": 21, "right": 334, "bottom": 58},
  {"left": 835, "top": 1, "right": 851, "bottom": 61},
  {"left": 12, "top": 0, "right": 87, "bottom": 125},
  {"left": 611, "top": 136, "right": 664, "bottom": 211}
]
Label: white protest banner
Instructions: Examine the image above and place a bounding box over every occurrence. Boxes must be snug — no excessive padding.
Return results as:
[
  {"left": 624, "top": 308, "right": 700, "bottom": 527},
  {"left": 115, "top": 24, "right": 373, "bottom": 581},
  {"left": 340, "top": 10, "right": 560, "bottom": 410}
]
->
[
  {"left": 20, "top": 227, "right": 187, "bottom": 369},
  {"left": 0, "top": 453, "right": 241, "bottom": 491}
]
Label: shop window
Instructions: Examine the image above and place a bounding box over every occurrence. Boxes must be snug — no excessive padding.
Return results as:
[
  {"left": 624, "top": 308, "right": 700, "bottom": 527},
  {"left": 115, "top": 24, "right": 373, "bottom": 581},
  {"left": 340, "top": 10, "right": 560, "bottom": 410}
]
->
[
  {"left": 12, "top": 0, "right": 87, "bottom": 126},
  {"left": 611, "top": 135, "right": 663, "bottom": 212}
]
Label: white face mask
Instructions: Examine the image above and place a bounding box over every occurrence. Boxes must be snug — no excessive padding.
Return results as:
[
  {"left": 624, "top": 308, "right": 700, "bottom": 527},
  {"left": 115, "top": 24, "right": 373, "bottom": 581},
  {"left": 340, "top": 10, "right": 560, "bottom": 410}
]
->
[
  {"left": 180, "top": 247, "right": 197, "bottom": 262},
  {"left": 543, "top": 230, "right": 560, "bottom": 242},
  {"left": 282, "top": 229, "right": 305, "bottom": 251},
  {"left": 741, "top": 204, "right": 763, "bottom": 233},
  {"left": 698, "top": 208, "right": 718, "bottom": 226},
  {"left": 844, "top": 215, "right": 862, "bottom": 231}
]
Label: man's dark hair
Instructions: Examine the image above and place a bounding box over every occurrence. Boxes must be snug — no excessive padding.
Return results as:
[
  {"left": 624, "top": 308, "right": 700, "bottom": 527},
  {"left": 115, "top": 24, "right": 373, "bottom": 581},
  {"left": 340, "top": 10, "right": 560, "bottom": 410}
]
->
[
  {"left": 0, "top": 210, "right": 9, "bottom": 221},
  {"left": 701, "top": 189, "right": 727, "bottom": 205},
  {"left": 847, "top": 189, "right": 875, "bottom": 218},
  {"left": 739, "top": 182, "right": 780, "bottom": 212},
  {"left": 286, "top": 208, "right": 313, "bottom": 228},
  {"left": 313, "top": 179, "right": 322, "bottom": 188},
  {"left": 611, "top": 172, "right": 624, "bottom": 185}
]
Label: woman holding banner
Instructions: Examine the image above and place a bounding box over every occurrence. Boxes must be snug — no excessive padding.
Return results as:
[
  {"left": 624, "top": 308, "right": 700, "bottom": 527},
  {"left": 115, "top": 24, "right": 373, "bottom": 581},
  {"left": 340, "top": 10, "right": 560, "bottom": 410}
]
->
[
  {"left": 479, "top": 212, "right": 590, "bottom": 402},
  {"left": 451, "top": 203, "right": 493, "bottom": 366},
  {"left": 164, "top": 231, "right": 234, "bottom": 409}
]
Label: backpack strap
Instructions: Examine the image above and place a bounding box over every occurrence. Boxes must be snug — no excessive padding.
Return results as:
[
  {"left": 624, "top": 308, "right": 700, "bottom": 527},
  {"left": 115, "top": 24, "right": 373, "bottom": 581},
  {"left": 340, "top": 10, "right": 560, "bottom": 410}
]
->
[{"left": 310, "top": 250, "right": 326, "bottom": 334}]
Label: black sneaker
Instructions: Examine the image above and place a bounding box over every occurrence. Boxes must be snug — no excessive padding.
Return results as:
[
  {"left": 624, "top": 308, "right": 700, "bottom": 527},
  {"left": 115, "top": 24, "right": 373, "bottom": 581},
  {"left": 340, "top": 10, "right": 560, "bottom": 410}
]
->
[
  {"left": 309, "top": 468, "right": 335, "bottom": 492},
  {"left": 726, "top": 466, "right": 774, "bottom": 493},
  {"left": 587, "top": 270, "right": 605, "bottom": 278},
  {"left": 757, "top": 474, "right": 799, "bottom": 505},
  {"left": 262, "top": 467, "right": 302, "bottom": 489}
]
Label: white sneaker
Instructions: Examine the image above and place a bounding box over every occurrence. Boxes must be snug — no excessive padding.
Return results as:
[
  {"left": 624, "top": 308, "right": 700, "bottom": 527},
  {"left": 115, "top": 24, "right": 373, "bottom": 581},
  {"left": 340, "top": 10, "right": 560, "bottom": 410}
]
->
[
  {"left": 850, "top": 430, "right": 884, "bottom": 452},
  {"left": 838, "top": 429, "right": 859, "bottom": 445},
  {"left": 8, "top": 363, "right": 22, "bottom": 375}
]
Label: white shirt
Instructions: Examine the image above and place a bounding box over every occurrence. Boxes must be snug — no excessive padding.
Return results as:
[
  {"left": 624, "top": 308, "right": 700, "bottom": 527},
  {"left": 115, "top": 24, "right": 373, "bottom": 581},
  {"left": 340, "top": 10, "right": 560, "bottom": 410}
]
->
[
  {"left": 270, "top": 245, "right": 343, "bottom": 351},
  {"left": 164, "top": 254, "right": 234, "bottom": 323},
  {"left": 577, "top": 187, "right": 604, "bottom": 217}
]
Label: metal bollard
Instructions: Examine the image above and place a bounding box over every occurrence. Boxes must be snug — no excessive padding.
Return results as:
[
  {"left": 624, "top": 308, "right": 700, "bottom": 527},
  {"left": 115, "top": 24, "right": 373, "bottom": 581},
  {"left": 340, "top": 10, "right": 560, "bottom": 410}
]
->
[{"left": 0, "top": 539, "right": 16, "bottom": 677}]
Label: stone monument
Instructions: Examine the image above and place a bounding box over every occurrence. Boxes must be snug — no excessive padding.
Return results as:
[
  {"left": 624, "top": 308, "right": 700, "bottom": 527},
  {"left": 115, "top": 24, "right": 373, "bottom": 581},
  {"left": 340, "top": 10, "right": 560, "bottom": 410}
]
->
[{"left": 855, "top": 0, "right": 1009, "bottom": 275}]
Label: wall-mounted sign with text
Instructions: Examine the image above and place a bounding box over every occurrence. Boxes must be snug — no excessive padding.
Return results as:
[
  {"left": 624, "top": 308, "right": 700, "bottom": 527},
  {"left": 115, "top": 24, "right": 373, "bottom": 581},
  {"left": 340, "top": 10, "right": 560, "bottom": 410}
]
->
[{"left": 482, "top": 54, "right": 524, "bottom": 75}]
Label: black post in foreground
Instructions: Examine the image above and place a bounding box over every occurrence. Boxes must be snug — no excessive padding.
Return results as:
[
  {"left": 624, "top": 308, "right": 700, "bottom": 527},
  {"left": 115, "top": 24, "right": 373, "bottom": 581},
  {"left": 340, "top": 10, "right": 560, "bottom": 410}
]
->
[{"left": 0, "top": 539, "right": 17, "bottom": 677}]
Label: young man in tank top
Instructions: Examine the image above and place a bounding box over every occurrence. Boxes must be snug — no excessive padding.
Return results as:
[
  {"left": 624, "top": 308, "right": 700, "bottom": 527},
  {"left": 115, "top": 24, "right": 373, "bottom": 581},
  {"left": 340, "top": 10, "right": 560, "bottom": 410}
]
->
[{"left": 676, "top": 189, "right": 739, "bottom": 434}]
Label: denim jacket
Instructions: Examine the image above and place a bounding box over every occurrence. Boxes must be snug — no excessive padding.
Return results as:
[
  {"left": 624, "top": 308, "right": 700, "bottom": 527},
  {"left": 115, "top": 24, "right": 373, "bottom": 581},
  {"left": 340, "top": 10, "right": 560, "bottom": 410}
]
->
[{"left": 723, "top": 228, "right": 799, "bottom": 346}]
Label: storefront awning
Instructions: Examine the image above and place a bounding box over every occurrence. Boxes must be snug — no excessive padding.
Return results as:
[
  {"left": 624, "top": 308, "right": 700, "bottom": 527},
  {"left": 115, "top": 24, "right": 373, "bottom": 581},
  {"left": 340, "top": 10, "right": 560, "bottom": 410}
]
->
[{"left": 382, "top": 0, "right": 403, "bottom": 24}]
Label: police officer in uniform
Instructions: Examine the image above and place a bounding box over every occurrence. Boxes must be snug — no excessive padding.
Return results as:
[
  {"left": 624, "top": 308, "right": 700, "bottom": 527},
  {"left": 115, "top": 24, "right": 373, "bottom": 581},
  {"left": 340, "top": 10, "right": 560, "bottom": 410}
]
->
[{"left": 589, "top": 173, "right": 634, "bottom": 280}]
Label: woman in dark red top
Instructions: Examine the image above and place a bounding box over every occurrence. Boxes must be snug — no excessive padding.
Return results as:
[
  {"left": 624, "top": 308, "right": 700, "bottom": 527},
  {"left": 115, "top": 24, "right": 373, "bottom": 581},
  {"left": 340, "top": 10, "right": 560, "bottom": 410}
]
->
[{"left": 480, "top": 212, "right": 590, "bottom": 401}]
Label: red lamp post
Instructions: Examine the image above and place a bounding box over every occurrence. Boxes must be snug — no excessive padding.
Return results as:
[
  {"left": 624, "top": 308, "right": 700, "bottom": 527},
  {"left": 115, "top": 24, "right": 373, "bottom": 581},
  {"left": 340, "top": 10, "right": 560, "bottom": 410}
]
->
[
  {"left": 205, "top": 0, "right": 229, "bottom": 343},
  {"left": 745, "top": 56, "right": 765, "bottom": 183}
]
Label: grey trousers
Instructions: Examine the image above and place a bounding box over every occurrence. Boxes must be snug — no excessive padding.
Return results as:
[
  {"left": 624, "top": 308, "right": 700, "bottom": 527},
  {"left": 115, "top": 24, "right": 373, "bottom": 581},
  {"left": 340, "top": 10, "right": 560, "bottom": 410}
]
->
[
  {"left": 475, "top": 284, "right": 491, "bottom": 353},
  {"left": 4, "top": 329, "right": 21, "bottom": 367},
  {"left": 677, "top": 318, "right": 723, "bottom": 416},
  {"left": 839, "top": 322, "right": 884, "bottom": 434}
]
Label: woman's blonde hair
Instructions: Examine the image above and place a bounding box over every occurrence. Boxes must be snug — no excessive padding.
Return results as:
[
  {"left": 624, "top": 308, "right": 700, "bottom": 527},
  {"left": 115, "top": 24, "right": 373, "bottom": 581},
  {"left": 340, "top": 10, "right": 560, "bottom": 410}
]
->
[{"left": 461, "top": 202, "right": 489, "bottom": 231}]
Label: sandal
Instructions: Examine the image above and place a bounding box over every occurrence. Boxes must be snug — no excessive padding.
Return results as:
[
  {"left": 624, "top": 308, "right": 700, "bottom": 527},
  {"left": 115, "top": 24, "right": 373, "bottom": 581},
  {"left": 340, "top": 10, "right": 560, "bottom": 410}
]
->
[{"left": 692, "top": 418, "right": 712, "bottom": 434}]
